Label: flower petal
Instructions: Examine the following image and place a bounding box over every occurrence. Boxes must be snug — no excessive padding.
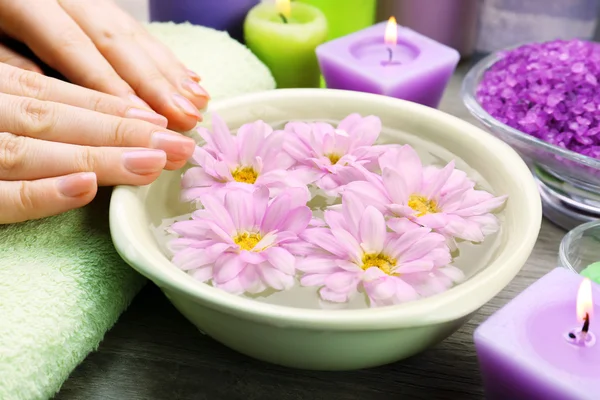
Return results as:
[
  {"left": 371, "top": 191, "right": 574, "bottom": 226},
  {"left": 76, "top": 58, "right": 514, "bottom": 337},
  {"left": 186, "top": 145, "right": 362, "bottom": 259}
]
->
[
  {"left": 258, "top": 262, "right": 294, "bottom": 291},
  {"left": 296, "top": 257, "right": 341, "bottom": 273},
  {"left": 200, "top": 193, "right": 236, "bottom": 236},
  {"left": 213, "top": 253, "right": 246, "bottom": 283},
  {"left": 181, "top": 166, "right": 218, "bottom": 189},
  {"left": 191, "top": 266, "right": 213, "bottom": 282},
  {"left": 380, "top": 145, "right": 422, "bottom": 194},
  {"left": 300, "top": 228, "right": 348, "bottom": 257},
  {"left": 330, "top": 227, "right": 363, "bottom": 263},
  {"left": 359, "top": 206, "right": 386, "bottom": 254},
  {"left": 319, "top": 287, "right": 352, "bottom": 303},
  {"left": 385, "top": 227, "right": 432, "bottom": 259},
  {"left": 265, "top": 247, "right": 295, "bottom": 275},
  {"left": 279, "top": 207, "right": 312, "bottom": 235},
  {"left": 301, "top": 273, "right": 330, "bottom": 287},
  {"left": 214, "top": 277, "right": 245, "bottom": 295},
  {"left": 421, "top": 161, "right": 455, "bottom": 199},
  {"left": 324, "top": 271, "right": 361, "bottom": 292},
  {"left": 239, "top": 250, "right": 266, "bottom": 264},
  {"left": 238, "top": 264, "right": 267, "bottom": 294},
  {"left": 200, "top": 114, "right": 237, "bottom": 162},
  {"left": 237, "top": 120, "right": 271, "bottom": 166}
]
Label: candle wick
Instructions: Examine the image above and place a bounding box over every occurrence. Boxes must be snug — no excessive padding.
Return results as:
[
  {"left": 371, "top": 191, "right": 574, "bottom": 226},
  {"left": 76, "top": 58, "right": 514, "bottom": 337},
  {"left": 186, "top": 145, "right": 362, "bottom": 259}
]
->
[
  {"left": 581, "top": 312, "right": 590, "bottom": 342},
  {"left": 387, "top": 47, "right": 393, "bottom": 63},
  {"left": 279, "top": 13, "right": 288, "bottom": 24}
]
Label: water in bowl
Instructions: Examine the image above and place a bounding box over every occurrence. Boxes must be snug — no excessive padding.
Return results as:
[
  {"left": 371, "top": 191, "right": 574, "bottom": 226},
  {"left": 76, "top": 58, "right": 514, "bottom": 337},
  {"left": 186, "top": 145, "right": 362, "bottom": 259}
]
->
[{"left": 149, "top": 120, "right": 505, "bottom": 309}]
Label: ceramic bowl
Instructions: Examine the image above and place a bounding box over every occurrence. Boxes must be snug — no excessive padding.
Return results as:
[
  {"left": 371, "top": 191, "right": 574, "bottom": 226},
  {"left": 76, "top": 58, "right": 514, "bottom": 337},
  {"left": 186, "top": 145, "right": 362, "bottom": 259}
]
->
[
  {"left": 110, "top": 89, "right": 542, "bottom": 371},
  {"left": 462, "top": 50, "right": 600, "bottom": 230}
]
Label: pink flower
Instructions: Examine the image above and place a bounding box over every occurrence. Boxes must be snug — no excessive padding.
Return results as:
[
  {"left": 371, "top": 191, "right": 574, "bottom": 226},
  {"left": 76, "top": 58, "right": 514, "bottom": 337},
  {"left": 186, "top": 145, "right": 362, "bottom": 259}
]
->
[
  {"left": 168, "top": 187, "right": 312, "bottom": 295},
  {"left": 343, "top": 145, "right": 507, "bottom": 244},
  {"left": 283, "top": 113, "right": 392, "bottom": 194},
  {"left": 297, "top": 195, "right": 460, "bottom": 307},
  {"left": 181, "top": 114, "right": 310, "bottom": 203}
]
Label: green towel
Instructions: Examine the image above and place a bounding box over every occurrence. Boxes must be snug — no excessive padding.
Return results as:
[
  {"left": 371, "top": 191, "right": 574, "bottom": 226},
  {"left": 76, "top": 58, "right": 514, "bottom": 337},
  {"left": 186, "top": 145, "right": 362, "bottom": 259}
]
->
[{"left": 0, "top": 22, "right": 275, "bottom": 400}]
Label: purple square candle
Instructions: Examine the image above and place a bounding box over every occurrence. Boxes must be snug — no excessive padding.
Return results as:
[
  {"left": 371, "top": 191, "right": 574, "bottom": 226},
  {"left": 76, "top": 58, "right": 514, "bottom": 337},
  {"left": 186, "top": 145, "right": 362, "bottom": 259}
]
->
[
  {"left": 315, "top": 19, "right": 459, "bottom": 108},
  {"left": 474, "top": 268, "right": 600, "bottom": 400}
]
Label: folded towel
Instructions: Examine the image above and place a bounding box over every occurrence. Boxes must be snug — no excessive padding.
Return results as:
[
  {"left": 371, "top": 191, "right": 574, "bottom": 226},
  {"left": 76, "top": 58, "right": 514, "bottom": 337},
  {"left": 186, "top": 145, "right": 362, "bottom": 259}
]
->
[{"left": 0, "top": 22, "right": 275, "bottom": 400}]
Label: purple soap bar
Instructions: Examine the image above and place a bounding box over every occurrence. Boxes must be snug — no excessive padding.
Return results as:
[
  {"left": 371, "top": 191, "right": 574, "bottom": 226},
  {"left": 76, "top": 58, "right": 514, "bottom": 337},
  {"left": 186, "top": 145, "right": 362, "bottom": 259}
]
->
[
  {"left": 316, "top": 21, "right": 459, "bottom": 108},
  {"left": 474, "top": 268, "right": 600, "bottom": 400}
]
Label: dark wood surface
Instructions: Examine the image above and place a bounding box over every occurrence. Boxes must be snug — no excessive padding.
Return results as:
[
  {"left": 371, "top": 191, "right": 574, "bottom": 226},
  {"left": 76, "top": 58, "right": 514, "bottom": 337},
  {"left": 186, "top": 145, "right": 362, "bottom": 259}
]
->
[{"left": 56, "top": 60, "right": 568, "bottom": 400}]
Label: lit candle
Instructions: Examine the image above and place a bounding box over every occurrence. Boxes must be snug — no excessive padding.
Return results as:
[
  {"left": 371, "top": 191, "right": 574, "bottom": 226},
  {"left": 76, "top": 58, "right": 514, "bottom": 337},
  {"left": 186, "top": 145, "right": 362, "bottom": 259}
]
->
[
  {"left": 475, "top": 268, "right": 600, "bottom": 400},
  {"left": 316, "top": 17, "right": 459, "bottom": 108},
  {"left": 244, "top": 0, "right": 328, "bottom": 88}
]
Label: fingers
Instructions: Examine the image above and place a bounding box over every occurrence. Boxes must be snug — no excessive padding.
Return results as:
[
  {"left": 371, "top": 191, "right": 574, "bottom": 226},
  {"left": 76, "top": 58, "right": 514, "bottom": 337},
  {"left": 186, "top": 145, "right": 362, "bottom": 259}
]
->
[
  {"left": 0, "top": 1, "right": 136, "bottom": 101},
  {"left": 59, "top": 0, "right": 208, "bottom": 131},
  {"left": 0, "top": 132, "right": 167, "bottom": 185},
  {"left": 0, "top": 172, "right": 97, "bottom": 224},
  {"left": 0, "top": 42, "right": 43, "bottom": 74},
  {"left": 0, "top": 63, "right": 168, "bottom": 127},
  {"left": 0, "top": 93, "right": 195, "bottom": 169}
]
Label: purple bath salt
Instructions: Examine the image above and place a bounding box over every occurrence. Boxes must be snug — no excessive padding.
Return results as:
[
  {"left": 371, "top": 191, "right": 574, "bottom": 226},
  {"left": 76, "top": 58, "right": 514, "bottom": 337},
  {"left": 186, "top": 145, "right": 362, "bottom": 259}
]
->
[{"left": 476, "top": 39, "right": 600, "bottom": 159}]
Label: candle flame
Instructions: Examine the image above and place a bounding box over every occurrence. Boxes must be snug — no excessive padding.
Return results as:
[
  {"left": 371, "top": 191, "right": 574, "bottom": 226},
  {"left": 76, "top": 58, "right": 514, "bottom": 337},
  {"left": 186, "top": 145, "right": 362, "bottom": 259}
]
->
[
  {"left": 577, "top": 278, "right": 594, "bottom": 322},
  {"left": 385, "top": 16, "right": 397, "bottom": 46},
  {"left": 275, "top": 0, "right": 291, "bottom": 19}
]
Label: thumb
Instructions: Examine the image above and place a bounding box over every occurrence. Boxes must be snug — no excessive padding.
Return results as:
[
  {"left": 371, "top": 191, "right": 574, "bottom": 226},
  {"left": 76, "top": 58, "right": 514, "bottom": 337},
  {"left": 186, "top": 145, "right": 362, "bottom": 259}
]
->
[{"left": 0, "top": 172, "right": 97, "bottom": 224}]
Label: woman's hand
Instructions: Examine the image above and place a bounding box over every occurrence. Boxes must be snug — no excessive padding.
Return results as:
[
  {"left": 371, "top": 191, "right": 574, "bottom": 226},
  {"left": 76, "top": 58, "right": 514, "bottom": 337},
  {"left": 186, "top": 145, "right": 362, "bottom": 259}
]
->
[
  {"left": 0, "top": 0, "right": 209, "bottom": 131},
  {"left": 0, "top": 63, "right": 196, "bottom": 224}
]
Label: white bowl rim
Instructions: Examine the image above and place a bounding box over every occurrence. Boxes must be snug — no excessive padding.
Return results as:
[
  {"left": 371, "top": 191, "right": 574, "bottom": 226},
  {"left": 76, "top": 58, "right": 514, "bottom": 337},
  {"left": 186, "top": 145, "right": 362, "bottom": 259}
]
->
[{"left": 110, "top": 88, "right": 542, "bottom": 331}]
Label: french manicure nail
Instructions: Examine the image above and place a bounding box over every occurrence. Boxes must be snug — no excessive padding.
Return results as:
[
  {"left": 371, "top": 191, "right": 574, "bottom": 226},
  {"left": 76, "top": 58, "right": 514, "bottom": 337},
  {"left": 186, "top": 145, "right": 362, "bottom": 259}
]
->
[
  {"left": 187, "top": 69, "right": 201, "bottom": 82},
  {"left": 183, "top": 79, "right": 210, "bottom": 98},
  {"left": 125, "top": 107, "right": 168, "bottom": 128},
  {"left": 122, "top": 150, "right": 167, "bottom": 175},
  {"left": 172, "top": 93, "right": 201, "bottom": 119},
  {"left": 151, "top": 132, "right": 196, "bottom": 160},
  {"left": 129, "top": 94, "right": 151, "bottom": 109},
  {"left": 57, "top": 172, "right": 97, "bottom": 197}
]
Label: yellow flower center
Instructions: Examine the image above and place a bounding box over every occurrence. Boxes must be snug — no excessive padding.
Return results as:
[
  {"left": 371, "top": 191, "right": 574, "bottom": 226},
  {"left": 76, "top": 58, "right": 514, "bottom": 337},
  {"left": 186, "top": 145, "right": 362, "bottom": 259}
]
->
[
  {"left": 234, "top": 232, "right": 262, "bottom": 251},
  {"left": 326, "top": 153, "right": 342, "bottom": 165},
  {"left": 231, "top": 166, "right": 258, "bottom": 184},
  {"left": 408, "top": 195, "right": 440, "bottom": 217},
  {"left": 361, "top": 253, "right": 397, "bottom": 275}
]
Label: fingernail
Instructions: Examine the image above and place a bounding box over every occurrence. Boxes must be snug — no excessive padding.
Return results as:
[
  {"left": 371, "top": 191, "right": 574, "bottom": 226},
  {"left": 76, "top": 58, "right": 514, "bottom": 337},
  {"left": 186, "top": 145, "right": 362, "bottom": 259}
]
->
[
  {"left": 183, "top": 79, "right": 210, "bottom": 98},
  {"left": 151, "top": 132, "right": 196, "bottom": 161},
  {"left": 57, "top": 172, "right": 97, "bottom": 197},
  {"left": 122, "top": 150, "right": 167, "bottom": 175},
  {"left": 129, "top": 94, "right": 151, "bottom": 109},
  {"left": 172, "top": 93, "right": 201, "bottom": 119},
  {"left": 187, "top": 69, "right": 201, "bottom": 82},
  {"left": 126, "top": 107, "right": 168, "bottom": 128}
]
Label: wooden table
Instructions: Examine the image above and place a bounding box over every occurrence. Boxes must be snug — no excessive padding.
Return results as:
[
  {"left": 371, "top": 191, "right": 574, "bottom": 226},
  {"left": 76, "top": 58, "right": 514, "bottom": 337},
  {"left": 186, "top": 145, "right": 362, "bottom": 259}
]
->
[{"left": 55, "top": 60, "right": 566, "bottom": 400}]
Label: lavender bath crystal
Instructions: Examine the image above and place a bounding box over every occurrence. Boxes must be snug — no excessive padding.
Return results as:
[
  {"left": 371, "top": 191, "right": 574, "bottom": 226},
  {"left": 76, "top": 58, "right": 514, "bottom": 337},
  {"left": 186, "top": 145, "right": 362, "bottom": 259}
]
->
[{"left": 477, "top": 40, "right": 600, "bottom": 159}]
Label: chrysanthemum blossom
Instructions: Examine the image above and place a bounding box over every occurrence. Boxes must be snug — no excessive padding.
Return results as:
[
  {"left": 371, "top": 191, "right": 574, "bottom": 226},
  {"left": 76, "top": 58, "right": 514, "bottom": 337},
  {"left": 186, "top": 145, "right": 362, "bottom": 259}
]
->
[
  {"left": 343, "top": 145, "right": 508, "bottom": 243},
  {"left": 297, "top": 198, "right": 460, "bottom": 307},
  {"left": 181, "top": 114, "right": 310, "bottom": 202},
  {"left": 283, "top": 113, "right": 392, "bottom": 194},
  {"left": 168, "top": 187, "right": 312, "bottom": 295}
]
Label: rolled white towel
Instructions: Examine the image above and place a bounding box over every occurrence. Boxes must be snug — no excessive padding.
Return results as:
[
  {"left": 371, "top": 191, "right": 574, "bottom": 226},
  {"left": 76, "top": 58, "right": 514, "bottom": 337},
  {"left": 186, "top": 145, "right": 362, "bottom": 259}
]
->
[{"left": 145, "top": 22, "right": 276, "bottom": 101}]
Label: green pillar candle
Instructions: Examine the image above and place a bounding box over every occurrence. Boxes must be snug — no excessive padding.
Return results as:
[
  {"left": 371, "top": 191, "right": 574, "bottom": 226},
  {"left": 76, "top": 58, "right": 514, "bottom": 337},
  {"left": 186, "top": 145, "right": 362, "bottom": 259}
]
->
[
  {"left": 295, "top": 0, "right": 377, "bottom": 40},
  {"left": 581, "top": 261, "right": 600, "bottom": 285},
  {"left": 244, "top": 1, "right": 327, "bottom": 88}
]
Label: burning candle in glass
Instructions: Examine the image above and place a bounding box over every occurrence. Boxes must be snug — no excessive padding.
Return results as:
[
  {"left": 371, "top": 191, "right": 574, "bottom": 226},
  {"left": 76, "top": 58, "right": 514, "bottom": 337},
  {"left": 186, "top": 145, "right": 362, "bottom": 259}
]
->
[
  {"left": 316, "top": 17, "right": 459, "bottom": 108},
  {"left": 474, "top": 268, "right": 600, "bottom": 400}
]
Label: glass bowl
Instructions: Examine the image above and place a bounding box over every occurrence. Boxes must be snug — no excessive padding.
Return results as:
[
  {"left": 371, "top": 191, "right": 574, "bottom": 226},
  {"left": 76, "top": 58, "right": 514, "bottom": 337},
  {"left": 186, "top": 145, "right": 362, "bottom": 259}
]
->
[
  {"left": 462, "top": 50, "right": 600, "bottom": 230},
  {"left": 559, "top": 220, "right": 600, "bottom": 274}
]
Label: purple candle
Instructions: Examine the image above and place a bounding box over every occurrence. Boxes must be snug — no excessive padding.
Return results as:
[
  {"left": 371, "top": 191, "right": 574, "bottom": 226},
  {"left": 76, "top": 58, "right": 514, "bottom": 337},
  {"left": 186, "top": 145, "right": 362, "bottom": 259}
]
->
[
  {"left": 474, "top": 268, "right": 599, "bottom": 400},
  {"left": 315, "top": 18, "right": 459, "bottom": 108},
  {"left": 149, "top": 0, "right": 260, "bottom": 42}
]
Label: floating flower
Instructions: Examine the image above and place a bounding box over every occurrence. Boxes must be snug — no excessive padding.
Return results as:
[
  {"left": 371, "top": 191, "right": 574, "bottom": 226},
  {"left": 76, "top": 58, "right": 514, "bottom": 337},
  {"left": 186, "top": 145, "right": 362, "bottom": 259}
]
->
[
  {"left": 283, "top": 113, "right": 392, "bottom": 194},
  {"left": 168, "top": 187, "right": 312, "bottom": 294},
  {"left": 297, "top": 197, "right": 460, "bottom": 307},
  {"left": 343, "top": 145, "right": 507, "bottom": 244},
  {"left": 181, "top": 114, "right": 310, "bottom": 203}
]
